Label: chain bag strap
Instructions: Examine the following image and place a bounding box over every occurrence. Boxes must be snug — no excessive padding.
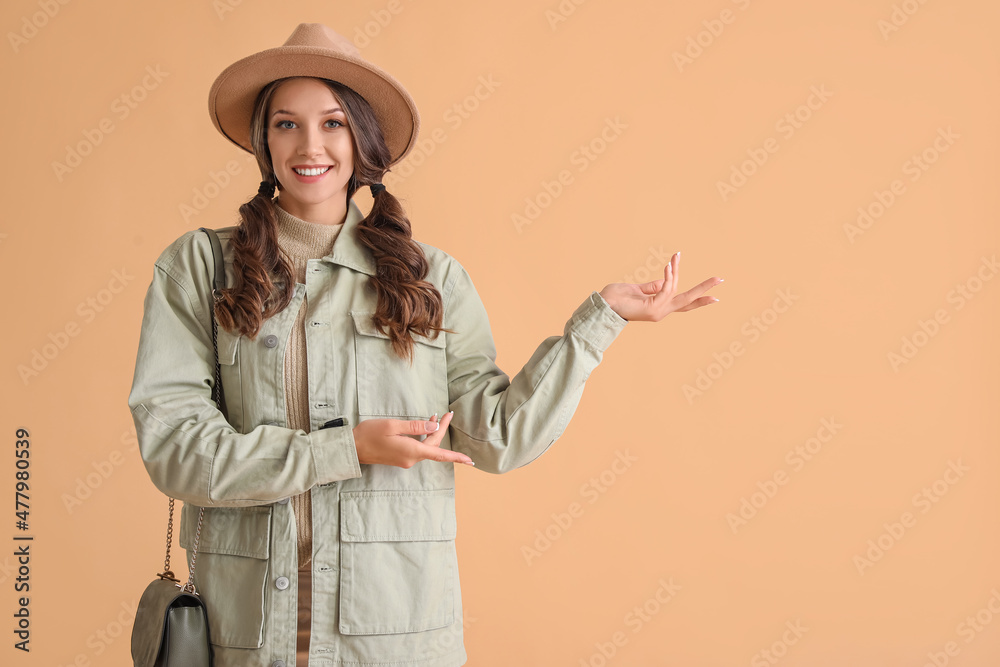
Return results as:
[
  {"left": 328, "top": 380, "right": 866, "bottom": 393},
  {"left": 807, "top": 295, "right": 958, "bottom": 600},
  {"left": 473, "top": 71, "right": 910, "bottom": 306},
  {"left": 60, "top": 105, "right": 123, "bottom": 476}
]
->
[
  {"left": 132, "top": 228, "right": 227, "bottom": 667},
  {"left": 167, "top": 227, "right": 227, "bottom": 591}
]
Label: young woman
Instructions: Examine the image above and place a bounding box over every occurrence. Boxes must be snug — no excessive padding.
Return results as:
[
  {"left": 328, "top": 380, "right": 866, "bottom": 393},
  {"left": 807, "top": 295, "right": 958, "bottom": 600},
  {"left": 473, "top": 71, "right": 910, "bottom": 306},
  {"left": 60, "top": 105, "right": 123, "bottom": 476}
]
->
[{"left": 128, "top": 23, "right": 722, "bottom": 667}]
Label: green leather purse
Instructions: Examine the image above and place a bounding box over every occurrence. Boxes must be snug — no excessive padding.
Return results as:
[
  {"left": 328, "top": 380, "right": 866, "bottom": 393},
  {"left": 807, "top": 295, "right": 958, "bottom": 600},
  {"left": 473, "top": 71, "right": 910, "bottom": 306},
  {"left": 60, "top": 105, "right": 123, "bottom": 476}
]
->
[
  {"left": 131, "top": 227, "right": 228, "bottom": 667},
  {"left": 131, "top": 500, "right": 212, "bottom": 667}
]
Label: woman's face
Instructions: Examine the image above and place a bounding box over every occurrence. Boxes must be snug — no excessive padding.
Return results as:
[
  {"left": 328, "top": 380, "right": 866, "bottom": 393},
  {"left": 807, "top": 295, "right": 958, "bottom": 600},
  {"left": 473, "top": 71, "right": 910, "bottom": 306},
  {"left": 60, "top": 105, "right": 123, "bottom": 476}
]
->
[{"left": 267, "top": 77, "right": 355, "bottom": 218}]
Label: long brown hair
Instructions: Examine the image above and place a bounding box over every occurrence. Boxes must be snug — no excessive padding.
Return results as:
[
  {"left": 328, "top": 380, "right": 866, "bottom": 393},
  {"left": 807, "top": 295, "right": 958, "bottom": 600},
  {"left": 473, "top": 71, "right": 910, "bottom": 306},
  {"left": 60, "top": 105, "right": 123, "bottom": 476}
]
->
[{"left": 213, "top": 76, "right": 453, "bottom": 365}]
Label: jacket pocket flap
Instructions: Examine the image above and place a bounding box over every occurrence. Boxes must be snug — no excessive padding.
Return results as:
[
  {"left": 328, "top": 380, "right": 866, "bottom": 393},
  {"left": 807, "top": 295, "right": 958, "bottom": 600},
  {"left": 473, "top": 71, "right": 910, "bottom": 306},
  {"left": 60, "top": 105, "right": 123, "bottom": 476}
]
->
[
  {"left": 340, "top": 489, "right": 456, "bottom": 542},
  {"left": 349, "top": 310, "right": 447, "bottom": 349},
  {"left": 178, "top": 504, "right": 271, "bottom": 558}
]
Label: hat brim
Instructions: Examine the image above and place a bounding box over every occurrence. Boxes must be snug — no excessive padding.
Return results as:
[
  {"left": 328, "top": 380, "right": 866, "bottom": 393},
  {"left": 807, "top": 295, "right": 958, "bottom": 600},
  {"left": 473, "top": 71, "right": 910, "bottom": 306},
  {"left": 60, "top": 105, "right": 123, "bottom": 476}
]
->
[{"left": 208, "top": 45, "right": 420, "bottom": 166}]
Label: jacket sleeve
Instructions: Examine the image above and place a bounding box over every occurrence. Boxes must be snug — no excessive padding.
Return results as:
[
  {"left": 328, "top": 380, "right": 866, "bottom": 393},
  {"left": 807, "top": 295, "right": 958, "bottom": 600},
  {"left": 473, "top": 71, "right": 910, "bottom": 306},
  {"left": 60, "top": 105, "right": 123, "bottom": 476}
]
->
[
  {"left": 443, "top": 262, "right": 628, "bottom": 474},
  {"left": 127, "top": 231, "right": 361, "bottom": 507}
]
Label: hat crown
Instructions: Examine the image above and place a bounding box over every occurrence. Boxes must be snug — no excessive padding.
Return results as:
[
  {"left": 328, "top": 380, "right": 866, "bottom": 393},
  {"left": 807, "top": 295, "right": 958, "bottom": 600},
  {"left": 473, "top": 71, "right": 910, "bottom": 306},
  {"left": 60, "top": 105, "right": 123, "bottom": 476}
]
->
[{"left": 282, "top": 23, "right": 360, "bottom": 58}]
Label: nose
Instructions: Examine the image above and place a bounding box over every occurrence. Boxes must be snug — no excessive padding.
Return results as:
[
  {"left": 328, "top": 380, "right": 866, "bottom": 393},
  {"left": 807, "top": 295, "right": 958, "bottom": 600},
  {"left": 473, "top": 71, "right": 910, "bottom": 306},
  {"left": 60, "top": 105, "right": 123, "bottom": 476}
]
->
[{"left": 297, "top": 124, "right": 324, "bottom": 157}]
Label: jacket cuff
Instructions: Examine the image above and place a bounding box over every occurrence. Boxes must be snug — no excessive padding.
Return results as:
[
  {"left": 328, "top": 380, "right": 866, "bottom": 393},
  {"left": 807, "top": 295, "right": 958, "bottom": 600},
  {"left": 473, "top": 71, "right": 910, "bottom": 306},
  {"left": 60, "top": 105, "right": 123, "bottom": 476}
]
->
[
  {"left": 565, "top": 291, "right": 629, "bottom": 352},
  {"left": 308, "top": 424, "right": 362, "bottom": 482}
]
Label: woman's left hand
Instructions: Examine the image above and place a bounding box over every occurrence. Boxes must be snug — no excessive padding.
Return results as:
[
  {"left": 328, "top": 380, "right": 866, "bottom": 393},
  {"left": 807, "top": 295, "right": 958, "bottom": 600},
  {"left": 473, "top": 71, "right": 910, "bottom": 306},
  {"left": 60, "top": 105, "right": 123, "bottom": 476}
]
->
[{"left": 599, "top": 251, "right": 723, "bottom": 322}]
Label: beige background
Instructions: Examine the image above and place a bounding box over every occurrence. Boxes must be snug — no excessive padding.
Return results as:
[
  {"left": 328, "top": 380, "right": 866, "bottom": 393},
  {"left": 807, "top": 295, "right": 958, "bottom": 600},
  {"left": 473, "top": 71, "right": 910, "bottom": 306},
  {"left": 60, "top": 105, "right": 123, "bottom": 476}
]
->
[{"left": 2, "top": 0, "right": 998, "bottom": 665}]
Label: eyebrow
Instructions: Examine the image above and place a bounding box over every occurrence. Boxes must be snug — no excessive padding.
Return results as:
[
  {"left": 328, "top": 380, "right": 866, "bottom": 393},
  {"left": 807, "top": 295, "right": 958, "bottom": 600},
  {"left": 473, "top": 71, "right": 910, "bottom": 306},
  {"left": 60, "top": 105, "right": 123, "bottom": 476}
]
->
[{"left": 271, "top": 107, "right": 344, "bottom": 117}]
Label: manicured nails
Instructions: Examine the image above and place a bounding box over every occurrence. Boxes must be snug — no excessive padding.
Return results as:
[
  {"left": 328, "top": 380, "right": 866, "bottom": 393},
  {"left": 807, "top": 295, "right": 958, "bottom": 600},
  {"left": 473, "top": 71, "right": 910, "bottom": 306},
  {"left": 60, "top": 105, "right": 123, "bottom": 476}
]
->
[{"left": 425, "top": 421, "right": 440, "bottom": 432}]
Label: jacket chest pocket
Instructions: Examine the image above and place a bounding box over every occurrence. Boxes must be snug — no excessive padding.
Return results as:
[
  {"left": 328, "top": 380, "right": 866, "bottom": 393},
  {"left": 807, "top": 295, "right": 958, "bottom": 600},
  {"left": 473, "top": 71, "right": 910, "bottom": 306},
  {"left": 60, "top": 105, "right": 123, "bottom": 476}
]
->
[
  {"left": 214, "top": 326, "right": 245, "bottom": 433},
  {"left": 350, "top": 311, "right": 448, "bottom": 418},
  {"left": 179, "top": 504, "right": 272, "bottom": 649},
  {"left": 338, "top": 489, "right": 457, "bottom": 635}
]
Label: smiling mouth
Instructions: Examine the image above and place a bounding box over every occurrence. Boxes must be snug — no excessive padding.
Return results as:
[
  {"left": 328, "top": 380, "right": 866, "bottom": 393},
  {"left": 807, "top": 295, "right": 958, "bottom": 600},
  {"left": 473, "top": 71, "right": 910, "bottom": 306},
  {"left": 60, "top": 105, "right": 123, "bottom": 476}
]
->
[{"left": 293, "top": 166, "right": 331, "bottom": 176}]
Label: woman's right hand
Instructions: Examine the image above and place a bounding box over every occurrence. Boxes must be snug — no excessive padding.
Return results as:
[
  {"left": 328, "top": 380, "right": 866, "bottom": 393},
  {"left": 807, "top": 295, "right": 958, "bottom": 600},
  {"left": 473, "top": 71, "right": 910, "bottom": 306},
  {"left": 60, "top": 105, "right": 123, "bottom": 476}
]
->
[{"left": 353, "top": 411, "right": 475, "bottom": 468}]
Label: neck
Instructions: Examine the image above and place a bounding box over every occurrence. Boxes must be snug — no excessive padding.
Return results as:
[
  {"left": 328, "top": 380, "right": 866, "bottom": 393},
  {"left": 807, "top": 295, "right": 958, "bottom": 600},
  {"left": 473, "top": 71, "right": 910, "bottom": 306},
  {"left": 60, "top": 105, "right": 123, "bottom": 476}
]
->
[
  {"left": 273, "top": 201, "right": 344, "bottom": 261},
  {"left": 275, "top": 194, "right": 348, "bottom": 226}
]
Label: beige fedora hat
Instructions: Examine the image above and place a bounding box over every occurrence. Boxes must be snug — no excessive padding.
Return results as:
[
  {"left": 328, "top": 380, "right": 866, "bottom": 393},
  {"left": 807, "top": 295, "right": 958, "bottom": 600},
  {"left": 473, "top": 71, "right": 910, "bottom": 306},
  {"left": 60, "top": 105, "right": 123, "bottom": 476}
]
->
[{"left": 207, "top": 22, "right": 419, "bottom": 166}]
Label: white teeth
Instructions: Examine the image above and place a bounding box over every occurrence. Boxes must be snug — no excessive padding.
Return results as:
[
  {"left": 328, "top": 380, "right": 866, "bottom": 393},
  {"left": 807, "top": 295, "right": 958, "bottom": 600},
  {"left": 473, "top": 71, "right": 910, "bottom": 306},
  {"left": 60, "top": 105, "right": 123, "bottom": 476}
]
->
[{"left": 293, "top": 166, "right": 330, "bottom": 176}]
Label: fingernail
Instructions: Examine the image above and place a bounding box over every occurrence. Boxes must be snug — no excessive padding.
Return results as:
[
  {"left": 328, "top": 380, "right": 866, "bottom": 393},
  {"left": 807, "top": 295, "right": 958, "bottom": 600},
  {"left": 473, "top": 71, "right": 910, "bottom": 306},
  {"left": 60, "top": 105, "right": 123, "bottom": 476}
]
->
[
  {"left": 464, "top": 461, "right": 475, "bottom": 466},
  {"left": 425, "top": 421, "right": 440, "bottom": 432}
]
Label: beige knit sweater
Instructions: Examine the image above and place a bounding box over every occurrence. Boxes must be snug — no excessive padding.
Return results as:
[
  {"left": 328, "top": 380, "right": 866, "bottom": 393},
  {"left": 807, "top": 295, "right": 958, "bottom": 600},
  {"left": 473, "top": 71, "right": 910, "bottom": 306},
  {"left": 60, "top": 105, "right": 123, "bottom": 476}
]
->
[{"left": 273, "top": 199, "right": 345, "bottom": 569}]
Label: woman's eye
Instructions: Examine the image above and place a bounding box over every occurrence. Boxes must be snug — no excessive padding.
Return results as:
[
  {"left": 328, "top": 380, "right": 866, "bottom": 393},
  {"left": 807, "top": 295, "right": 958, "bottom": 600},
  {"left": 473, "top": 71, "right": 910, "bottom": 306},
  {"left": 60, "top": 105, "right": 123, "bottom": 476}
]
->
[{"left": 274, "top": 119, "right": 342, "bottom": 129}]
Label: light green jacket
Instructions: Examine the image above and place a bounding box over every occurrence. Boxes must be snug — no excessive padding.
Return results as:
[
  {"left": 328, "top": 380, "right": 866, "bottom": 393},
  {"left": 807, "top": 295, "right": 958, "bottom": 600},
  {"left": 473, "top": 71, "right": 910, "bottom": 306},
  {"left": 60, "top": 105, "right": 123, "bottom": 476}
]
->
[{"left": 127, "top": 198, "right": 628, "bottom": 667}]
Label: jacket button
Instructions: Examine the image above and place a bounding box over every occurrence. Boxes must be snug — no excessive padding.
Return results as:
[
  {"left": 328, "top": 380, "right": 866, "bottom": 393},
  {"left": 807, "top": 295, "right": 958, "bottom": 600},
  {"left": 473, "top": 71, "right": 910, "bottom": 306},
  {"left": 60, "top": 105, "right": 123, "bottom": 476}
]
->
[
  {"left": 277, "top": 497, "right": 290, "bottom": 505},
  {"left": 275, "top": 576, "right": 290, "bottom": 590},
  {"left": 263, "top": 334, "right": 278, "bottom": 348},
  {"left": 271, "top": 661, "right": 286, "bottom": 667}
]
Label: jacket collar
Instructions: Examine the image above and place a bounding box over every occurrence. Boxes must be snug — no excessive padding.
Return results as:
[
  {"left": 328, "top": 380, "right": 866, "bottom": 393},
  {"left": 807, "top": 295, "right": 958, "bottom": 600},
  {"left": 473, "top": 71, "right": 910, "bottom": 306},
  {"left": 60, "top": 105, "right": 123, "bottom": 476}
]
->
[
  {"left": 274, "top": 197, "right": 376, "bottom": 276},
  {"left": 324, "top": 197, "right": 376, "bottom": 276}
]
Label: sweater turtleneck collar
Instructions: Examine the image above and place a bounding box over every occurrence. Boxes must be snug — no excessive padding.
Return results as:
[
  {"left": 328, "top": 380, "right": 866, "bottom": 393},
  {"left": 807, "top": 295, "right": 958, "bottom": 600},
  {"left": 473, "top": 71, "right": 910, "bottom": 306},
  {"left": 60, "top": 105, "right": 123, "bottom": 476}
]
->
[{"left": 273, "top": 199, "right": 345, "bottom": 260}]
